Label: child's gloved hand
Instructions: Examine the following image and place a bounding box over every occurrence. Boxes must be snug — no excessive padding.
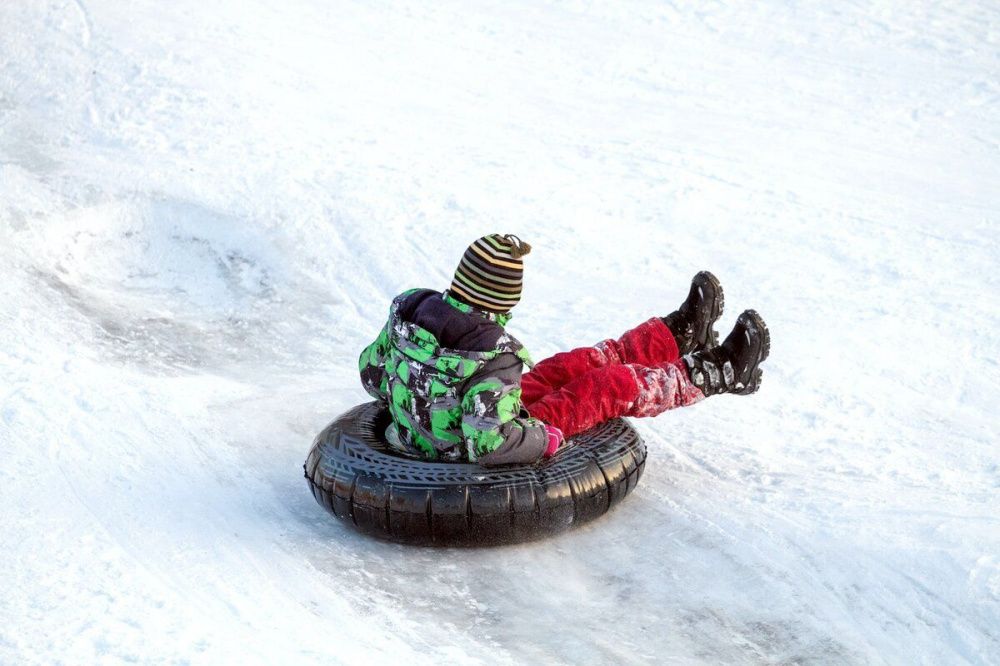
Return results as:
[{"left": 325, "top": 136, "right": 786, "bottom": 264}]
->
[{"left": 543, "top": 425, "right": 564, "bottom": 458}]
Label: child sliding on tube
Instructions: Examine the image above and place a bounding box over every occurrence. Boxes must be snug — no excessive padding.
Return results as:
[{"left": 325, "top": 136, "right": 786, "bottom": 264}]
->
[{"left": 359, "top": 234, "right": 770, "bottom": 466}]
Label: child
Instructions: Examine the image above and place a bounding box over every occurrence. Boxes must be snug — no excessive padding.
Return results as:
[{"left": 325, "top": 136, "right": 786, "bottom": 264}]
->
[{"left": 359, "top": 234, "right": 770, "bottom": 466}]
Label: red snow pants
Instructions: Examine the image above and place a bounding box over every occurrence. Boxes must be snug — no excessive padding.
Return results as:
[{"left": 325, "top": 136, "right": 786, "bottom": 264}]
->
[{"left": 523, "top": 318, "right": 704, "bottom": 437}]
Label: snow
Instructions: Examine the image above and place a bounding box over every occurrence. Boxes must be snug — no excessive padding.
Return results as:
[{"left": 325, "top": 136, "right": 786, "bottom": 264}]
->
[{"left": 2, "top": 0, "right": 999, "bottom": 662}]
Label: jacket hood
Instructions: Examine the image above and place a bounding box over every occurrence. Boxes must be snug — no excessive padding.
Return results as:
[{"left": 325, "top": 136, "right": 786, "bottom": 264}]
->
[{"left": 387, "top": 289, "right": 532, "bottom": 381}]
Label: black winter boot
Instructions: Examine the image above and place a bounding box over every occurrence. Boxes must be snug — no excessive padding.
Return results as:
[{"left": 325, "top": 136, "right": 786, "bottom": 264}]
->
[
  {"left": 684, "top": 309, "right": 770, "bottom": 396},
  {"left": 662, "top": 271, "right": 725, "bottom": 356}
]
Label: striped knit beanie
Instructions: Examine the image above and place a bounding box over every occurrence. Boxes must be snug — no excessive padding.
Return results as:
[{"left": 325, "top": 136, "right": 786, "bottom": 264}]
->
[{"left": 449, "top": 234, "right": 532, "bottom": 313}]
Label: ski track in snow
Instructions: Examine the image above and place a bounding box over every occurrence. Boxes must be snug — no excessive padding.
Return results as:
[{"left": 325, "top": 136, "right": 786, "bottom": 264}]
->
[{"left": 1, "top": 0, "right": 999, "bottom": 663}]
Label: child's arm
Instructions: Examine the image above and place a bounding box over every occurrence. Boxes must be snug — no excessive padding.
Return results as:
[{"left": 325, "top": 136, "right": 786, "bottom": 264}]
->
[
  {"left": 461, "top": 353, "right": 548, "bottom": 466},
  {"left": 358, "top": 324, "right": 391, "bottom": 401}
]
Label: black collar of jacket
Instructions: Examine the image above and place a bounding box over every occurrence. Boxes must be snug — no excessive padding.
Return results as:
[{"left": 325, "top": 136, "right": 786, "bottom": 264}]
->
[{"left": 397, "top": 289, "right": 508, "bottom": 353}]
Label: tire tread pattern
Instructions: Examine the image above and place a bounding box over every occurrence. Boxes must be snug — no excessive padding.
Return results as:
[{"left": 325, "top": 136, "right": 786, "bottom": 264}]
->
[{"left": 304, "top": 402, "right": 647, "bottom": 546}]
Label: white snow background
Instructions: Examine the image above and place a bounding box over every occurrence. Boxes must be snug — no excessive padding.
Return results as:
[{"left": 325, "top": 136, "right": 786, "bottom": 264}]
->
[{"left": 1, "top": 1, "right": 998, "bottom": 663}]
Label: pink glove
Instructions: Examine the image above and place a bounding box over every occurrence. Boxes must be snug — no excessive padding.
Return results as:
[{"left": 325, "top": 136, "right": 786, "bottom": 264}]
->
[{"left": 543, "top": 425, "right": 564, "bottom": 458}]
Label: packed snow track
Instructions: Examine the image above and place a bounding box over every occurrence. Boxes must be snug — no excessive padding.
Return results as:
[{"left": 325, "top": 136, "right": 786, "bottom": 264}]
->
[{"left": 1, "top": 0, "right": 998, "bottom": 663}]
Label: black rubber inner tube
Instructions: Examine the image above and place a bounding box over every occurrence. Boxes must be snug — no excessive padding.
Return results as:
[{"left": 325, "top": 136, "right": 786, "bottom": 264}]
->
[{"left": 304, "top": 401, "right": 647, "bottom": 546}]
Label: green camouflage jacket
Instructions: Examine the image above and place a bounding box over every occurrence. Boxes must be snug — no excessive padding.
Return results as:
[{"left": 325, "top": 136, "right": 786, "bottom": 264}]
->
[{"left": 359, "top": 289, "right": 548, "bottom": 466}]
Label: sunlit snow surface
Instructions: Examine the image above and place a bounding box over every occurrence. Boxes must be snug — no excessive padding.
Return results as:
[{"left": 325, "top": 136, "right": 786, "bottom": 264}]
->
[{"left": 2, "top": 1, "right": 999, "bottom": 663}]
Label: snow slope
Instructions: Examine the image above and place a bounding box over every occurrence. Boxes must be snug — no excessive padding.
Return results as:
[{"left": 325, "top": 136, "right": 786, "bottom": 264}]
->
[{"left": 2, "top": 0, "right": 999, "bottom": 663}]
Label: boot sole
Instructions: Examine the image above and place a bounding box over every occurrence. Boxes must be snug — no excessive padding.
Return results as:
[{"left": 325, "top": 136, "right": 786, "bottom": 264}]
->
[
  {"left": 736, "top": 309, "right": 770, "bottom": 395},
  {"left": 693, "top": 271, "right": 724, "bottom": 348}
]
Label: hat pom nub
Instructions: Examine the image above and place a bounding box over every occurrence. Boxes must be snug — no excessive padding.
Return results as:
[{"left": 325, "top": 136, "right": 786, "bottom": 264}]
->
[{"left": 504, "top": 234, "right": 532, "bottom": 259}]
